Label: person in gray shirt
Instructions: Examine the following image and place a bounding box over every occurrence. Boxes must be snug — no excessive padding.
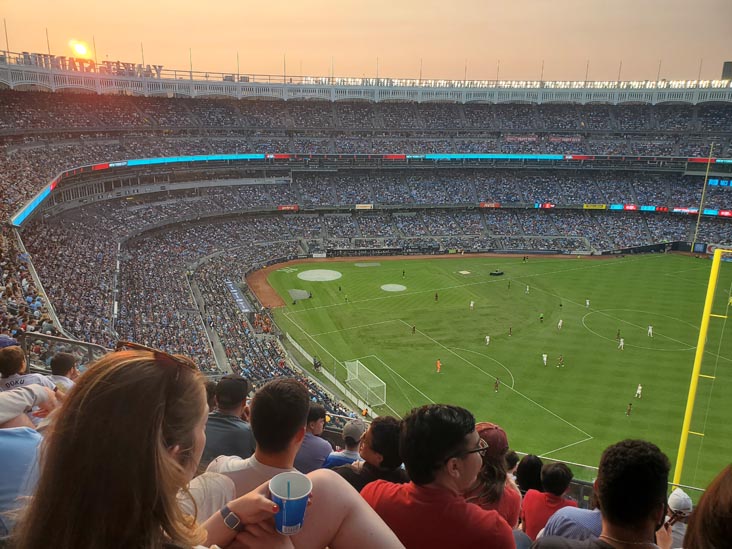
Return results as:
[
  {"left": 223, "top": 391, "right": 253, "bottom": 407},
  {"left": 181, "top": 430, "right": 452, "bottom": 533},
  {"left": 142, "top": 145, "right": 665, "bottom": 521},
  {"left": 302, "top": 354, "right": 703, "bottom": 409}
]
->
[
  {"left": 200, "top": 375, "right": 255, "bottom": 466},
  {"left": 294, "top": 403, "right": 332, "bottom": 473}
]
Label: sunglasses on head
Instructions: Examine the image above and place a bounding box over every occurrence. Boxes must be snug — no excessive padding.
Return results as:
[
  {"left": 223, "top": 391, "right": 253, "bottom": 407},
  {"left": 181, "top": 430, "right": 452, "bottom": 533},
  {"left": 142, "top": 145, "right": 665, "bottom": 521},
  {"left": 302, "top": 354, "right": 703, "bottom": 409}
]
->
[{"left": 114, "top": 341, "right": 197, "bottom": 378}]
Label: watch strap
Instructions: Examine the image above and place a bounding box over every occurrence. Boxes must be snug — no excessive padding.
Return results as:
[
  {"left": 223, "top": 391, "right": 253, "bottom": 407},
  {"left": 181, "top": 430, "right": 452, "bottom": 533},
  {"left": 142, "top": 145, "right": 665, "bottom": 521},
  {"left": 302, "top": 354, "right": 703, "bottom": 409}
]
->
[{"left": 220, "top": 504, "right": 246, "bottom": 533}]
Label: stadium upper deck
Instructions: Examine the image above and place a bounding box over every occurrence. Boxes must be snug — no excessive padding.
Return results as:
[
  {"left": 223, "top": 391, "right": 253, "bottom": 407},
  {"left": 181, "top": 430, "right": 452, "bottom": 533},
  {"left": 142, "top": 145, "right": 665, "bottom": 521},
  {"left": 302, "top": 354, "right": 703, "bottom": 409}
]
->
[{"left": 2, "top": 50, "right": 732, "bottom": 104}]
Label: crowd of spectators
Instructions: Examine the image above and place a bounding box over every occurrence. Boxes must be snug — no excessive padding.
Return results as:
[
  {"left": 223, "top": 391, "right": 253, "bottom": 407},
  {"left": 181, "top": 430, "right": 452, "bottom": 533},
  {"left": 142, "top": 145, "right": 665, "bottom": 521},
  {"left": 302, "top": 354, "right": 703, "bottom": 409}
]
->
[
  {"left": 1, "top": 91, "right": 732, "bottom": 425},
  {"left": 7, "top": 340, "right": 732, "bottom": 548},
  {"left": 13, "top": 186, "right": 725, "bottom": 360},
  {"left": 4, "top": 163, "right": 730, "bottom": 350},
  {"left": 0, "top": 135, "right": 730, "bottom": 241},
  {"left": 18, "top": 204, "right": 359, "bottom": 413},
  {"left": 4, "top": 90, "right": 732, "bottom": 548}
]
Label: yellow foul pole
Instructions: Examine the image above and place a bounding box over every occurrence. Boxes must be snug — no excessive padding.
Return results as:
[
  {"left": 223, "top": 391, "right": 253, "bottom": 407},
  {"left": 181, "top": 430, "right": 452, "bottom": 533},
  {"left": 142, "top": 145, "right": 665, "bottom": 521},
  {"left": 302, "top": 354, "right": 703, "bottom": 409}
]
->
[{"left": 673, "top": 248, "right": 725, "bottom": 486}]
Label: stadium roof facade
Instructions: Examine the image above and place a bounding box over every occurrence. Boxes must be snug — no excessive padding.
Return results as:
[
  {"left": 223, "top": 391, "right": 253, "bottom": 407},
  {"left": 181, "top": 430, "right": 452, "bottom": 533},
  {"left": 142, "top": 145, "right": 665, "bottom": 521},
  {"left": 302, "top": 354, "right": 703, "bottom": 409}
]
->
[{"left": 2, "top": 50, "right": 731, "bottom": 105}]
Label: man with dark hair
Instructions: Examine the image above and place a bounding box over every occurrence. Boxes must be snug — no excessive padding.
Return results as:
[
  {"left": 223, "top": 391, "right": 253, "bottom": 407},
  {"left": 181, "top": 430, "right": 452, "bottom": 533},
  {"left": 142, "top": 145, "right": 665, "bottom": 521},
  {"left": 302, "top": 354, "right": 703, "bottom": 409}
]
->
[
  {"left": 47, "top": 352, "right": 78, "bottom": 393},
  {"left": 361, "top": 404, "right": 514, "bottom": 548},
  {"left": 335, "top": 415, "right": 409, "bottom": 492},
  {"left": 200, "top": 374, "right": 256, "bottom": 467},
  {"left": 533, "top": 439, "right": 673, "bottom": 548},
  {"left": 206, "top": 377, "right": 310, "bottom": 496},
  {"left": 522, "top": 462, "right": 577, "bottom": 540},
  {"left": 294, "top": 402, "right": 333, "bottom": 473},
  {"left": 0, "top": 346, "right": 56, "bottom": 392}
]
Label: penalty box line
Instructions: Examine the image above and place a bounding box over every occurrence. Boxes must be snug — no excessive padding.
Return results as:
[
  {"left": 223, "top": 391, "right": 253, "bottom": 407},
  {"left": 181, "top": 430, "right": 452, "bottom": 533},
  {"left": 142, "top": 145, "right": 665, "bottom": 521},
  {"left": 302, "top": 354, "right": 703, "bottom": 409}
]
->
[
  {"left": 398, "top": 319, "right": 592, "bottom": 441},
  {"left": 282, "top": 311, "right": 402, "bottom": 418},
  {"left": 351, "top": 354, "right": 419, "bottom": 410},
  {"left": 358, "top": 353, "right": 593, "bottom": 460},
  {"left": 310, "top": 319, "right": 400, "bottom": 337},
  {"left": 354, "top": 354, "right": 436, "bottom": 406}
]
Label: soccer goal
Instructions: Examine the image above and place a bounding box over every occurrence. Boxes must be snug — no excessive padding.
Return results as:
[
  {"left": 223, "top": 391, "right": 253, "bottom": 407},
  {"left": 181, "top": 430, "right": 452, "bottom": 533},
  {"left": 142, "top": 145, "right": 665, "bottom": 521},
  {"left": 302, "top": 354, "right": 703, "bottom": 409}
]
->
[{"left": 345, "top": 359, "right": 387, "bottom": 406}]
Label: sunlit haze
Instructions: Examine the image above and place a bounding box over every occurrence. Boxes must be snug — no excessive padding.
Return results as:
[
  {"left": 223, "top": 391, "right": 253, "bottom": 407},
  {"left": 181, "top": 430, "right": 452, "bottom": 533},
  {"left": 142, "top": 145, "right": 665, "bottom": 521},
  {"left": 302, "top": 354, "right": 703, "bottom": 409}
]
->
[
  {"left": 4, "top": 0, "right": 732, "bottom": 81},
  {"left": 68, "top": 40, "right": 89, "bottom": 58}
]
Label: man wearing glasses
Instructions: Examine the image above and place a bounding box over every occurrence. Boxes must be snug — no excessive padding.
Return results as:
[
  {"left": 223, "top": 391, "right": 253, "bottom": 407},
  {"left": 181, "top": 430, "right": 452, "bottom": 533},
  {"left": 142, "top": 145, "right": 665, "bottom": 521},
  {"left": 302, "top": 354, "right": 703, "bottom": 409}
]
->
[{"left": 361, "top": 404, "right": 514, "bottom": 548}]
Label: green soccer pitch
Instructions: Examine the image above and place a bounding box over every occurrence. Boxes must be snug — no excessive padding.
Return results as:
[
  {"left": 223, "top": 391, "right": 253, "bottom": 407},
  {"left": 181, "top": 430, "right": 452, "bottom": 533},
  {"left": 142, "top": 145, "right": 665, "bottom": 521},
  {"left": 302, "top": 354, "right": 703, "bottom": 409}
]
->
[{"left": 267, "top": 253, "right": 732, "bottom": 489}]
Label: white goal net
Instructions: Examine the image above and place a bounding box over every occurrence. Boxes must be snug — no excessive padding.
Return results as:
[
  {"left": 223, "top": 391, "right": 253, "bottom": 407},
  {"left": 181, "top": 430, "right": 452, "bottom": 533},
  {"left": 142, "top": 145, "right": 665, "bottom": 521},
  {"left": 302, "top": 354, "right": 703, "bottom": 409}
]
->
[{"left": 345, "top": 360, "right": 386, "bottom": 406}]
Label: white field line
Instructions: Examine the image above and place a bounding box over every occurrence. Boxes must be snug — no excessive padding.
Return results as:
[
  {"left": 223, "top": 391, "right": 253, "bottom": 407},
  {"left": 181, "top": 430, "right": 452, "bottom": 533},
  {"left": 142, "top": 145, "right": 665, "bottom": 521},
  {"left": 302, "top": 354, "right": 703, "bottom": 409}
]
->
[
  {"left": 291, "top": 310, "right": 593, "bottom": 456},
  {"left": 580, "top": 310, "right": 696, "bottom": 349},
  {"left": 663, "top": 265, "right": 713, "bottom": 276},
  {"left": 451, "top": 347, "right": 516, "bottom": 389},
  {"left": 385, "top": 368, "right": 417, "bottom": 410},
  {"left": 354, "top": 354, "right": 417, "bottom": 410},
  {"left": 313, "top": 319, "right": 517, "bottom": 389},
  {"left": 539, "top": 436, "right": 595, "bottom": 458},
  {"left": 578, "top": 309, "right": 731, "bottom": 363},
  {"left": 311, "top": 319, "right": 398, "bottom": 337},
  {"left": 358, "top": 354, "right": 436, "bottom": 405},
  {"left": 283, "top": 311, "right": 401, "bottom": 417},
  {"left": 668, "top": 276, "right": 711, "bottom": 285},
  {"left": 398, "top": 320, "right": 517, "bottom": 388},
  {"left": 400, "top": 319, "right": 592, "bottom": 439}
]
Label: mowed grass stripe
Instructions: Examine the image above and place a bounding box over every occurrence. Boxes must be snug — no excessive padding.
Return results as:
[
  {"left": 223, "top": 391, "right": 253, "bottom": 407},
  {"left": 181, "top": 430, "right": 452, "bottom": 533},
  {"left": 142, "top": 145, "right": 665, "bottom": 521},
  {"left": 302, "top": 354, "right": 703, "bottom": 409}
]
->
[{"left": 269, "top": 254, "right": 731, "bottom": 488}]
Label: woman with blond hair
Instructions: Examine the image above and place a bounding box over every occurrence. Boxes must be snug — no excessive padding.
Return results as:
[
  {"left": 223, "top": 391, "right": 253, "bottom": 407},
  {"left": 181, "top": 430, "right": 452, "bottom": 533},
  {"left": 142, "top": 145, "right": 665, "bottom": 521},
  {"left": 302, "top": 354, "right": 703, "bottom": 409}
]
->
[{"left": 13, "top": 344, "right": 401, "bottom": 549}]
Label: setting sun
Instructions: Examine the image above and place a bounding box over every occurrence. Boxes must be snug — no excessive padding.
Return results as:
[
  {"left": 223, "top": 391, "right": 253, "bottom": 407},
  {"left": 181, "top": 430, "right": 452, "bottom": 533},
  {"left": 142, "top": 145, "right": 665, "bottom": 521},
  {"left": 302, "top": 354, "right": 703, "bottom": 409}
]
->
[{"left": 68, "top": 39, "right": 89, "bottom": 57}]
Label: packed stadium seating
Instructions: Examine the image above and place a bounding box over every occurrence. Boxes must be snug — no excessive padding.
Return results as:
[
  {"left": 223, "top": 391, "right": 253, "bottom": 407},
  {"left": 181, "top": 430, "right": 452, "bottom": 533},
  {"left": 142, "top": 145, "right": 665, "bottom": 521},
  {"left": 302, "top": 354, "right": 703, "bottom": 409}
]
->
[{"left": 2, "top": 90, "right": 732, "bottom": 419}]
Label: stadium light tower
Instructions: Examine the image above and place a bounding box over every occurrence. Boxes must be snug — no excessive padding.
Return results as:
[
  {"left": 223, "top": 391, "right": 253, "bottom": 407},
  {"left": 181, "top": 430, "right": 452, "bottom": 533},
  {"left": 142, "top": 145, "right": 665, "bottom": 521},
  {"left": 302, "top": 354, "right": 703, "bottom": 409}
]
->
[
  {"left": 690, "top": 143, "right": 715, "bottom": 252},
  {"left": 3, "top": 18, "right": 9, "bottom": 52}
]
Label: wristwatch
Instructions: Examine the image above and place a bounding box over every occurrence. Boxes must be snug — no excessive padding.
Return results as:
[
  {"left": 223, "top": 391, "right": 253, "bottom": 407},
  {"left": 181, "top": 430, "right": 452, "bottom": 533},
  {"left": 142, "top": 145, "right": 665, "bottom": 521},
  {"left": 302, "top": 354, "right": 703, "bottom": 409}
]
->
[{"left": 220, "top": 505, "right": 246, "bottom": 532}]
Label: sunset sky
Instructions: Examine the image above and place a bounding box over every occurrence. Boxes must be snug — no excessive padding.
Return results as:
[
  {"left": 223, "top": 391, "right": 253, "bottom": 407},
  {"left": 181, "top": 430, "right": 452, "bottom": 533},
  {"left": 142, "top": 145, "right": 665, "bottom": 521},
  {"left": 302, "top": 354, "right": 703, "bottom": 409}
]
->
[{"left": 4, "top": 0, "right": 731, "bottom": 82}]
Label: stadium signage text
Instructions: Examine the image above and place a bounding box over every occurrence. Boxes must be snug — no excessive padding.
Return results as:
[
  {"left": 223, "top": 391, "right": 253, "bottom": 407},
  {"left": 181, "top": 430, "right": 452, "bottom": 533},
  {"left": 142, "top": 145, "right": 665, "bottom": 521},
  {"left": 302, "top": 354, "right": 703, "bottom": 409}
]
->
[
  {"left": 20, "top": 51, "right": 164, "bottom": 78},
  {"left": 550, "top": 136, "right": 582, "bottom": 143},
  {"left": 505, "top": 135, "right": 538, "bottom": 142},
  {"left": 224, "top": 280, "right": 254, "bottom": 314}
]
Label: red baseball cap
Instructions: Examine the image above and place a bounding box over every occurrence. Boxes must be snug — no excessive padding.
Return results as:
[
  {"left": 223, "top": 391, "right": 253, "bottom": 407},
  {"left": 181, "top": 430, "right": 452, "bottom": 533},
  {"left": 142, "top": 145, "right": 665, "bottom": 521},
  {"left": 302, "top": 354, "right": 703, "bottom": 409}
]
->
[{"left": 475, "top": 422, "right": 509, "bottom": 459}]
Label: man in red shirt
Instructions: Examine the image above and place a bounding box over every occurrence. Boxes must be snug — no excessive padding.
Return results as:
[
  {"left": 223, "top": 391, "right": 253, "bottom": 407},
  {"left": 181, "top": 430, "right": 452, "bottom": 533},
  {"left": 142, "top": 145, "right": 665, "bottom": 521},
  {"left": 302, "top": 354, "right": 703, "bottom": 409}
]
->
[
  {"left": 361, "top": 404, "right": 515, "bottom": 549},
  {"left": 521, "top": 462, "right": 577, "bottom": 540}
]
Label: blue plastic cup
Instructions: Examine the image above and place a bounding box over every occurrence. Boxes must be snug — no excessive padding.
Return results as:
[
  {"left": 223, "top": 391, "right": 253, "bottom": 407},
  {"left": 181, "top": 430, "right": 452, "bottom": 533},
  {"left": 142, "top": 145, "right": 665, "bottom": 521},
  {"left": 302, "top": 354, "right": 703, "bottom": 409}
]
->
[{"left": 269, "top": 471, "right": 312, "bottom": 535}]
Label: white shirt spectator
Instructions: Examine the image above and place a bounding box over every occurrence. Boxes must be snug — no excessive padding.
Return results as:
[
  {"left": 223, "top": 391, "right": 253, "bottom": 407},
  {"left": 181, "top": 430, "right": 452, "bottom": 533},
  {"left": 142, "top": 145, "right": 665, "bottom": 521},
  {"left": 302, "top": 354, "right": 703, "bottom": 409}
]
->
[{"left": 206, "top": 454, "right": 295, "bottom": 497}]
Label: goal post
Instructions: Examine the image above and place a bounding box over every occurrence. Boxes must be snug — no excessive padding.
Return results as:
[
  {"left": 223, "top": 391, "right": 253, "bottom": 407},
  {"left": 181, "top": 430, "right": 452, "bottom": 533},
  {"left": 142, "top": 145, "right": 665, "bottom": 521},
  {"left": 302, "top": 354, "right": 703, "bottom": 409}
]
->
[{"left": 345, "top": 359, "right": 386, "bottom": 406}]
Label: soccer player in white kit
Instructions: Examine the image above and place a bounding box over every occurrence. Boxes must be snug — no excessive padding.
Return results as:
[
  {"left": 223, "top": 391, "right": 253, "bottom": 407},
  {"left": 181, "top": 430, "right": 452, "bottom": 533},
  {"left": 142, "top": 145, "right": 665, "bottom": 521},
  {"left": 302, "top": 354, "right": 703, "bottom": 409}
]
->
[
  {"left": 485, "top": 335, "right": 490, "bottom": 345},
  {"left": 647, "top": 325, "right": 653, "bottom": 337},
  {"left": 557, "top": 319, "right": 563, "bottom": 330},
  {"left": 586, "top": 299, "right": 590, "bottom": 308},
  {"left": 470, "top": 300, "right": 475, "bottom": 311},
  {"left": 618, "top": 337, "right": 625, "bottom": 350},
  {"left": 635, "top": 384, "right": 642, "bottom": 398},
  {"left": 542, "top": 353, "right": 548, "bottom": 366},
  {"left": 525, "top": 285, "right": 530, "bottom": 294}
]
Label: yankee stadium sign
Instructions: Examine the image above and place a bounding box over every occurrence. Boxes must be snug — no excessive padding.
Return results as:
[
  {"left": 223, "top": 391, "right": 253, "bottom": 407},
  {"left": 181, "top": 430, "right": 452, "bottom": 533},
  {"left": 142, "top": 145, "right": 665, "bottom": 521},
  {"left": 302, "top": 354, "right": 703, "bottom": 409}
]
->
[{"left": 19, "top": 51, "right": 164, "bottom": 78}]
